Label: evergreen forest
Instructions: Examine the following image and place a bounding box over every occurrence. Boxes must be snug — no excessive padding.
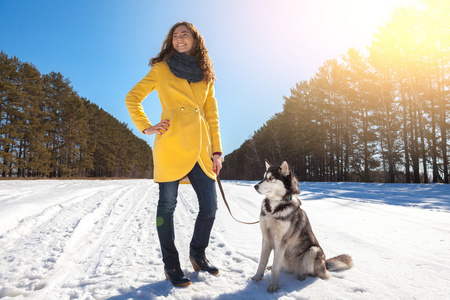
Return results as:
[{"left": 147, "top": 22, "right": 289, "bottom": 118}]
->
[
  {"left": 221, "top": 0, "right": 449, "bottom": 183},
  {"left": 0, "top": 52, "right": 153, "bottom": 178},
  {"left": 1, "top": 1, "right": 448, "bottom": 183}
]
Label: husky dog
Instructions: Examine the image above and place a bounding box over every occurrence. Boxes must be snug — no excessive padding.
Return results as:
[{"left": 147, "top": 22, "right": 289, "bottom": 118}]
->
[{"left": 252, "top": 160, "right": 353, "bottom": 292}]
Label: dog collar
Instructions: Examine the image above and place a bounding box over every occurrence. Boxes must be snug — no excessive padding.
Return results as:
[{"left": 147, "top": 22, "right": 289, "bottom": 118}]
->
[{"left": 282, "top": 195, "right": 292, "bottom": 202}]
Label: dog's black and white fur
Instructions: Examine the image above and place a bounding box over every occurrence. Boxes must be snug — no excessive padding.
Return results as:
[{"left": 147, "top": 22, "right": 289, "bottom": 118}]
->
[{"left": 252, "top": 160, "right": 353, "bottom": 292}]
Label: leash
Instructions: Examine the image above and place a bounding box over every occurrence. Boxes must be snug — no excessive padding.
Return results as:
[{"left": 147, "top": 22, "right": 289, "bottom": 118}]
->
[{"left": 216, "top": 176, "right": 259, "bottom": 225}]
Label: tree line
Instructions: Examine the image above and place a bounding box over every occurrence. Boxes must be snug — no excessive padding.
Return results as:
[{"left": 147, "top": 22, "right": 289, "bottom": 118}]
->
[
  {"left": 221, "top": 0, "right": 449, "bottom": 183},
  {"left": 0, "top": 51, "right": 153, "bottom": 178}
]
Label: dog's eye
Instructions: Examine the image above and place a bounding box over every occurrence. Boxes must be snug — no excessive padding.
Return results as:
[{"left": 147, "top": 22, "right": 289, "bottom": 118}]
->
[{"left": 268, "top": 176, "right": 273, "bottom": 181}]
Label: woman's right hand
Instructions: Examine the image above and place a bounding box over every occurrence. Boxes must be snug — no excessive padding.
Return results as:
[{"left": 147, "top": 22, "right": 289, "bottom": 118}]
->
[{"left": 143, "top": 119, "right": 170, "bottom": 135}]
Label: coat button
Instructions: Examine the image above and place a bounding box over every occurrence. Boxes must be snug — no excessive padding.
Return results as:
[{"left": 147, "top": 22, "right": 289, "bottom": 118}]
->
[
  {"left": 180, "top": 107, "right": 185, "bottom": 111},
  {"left": 195, "top": 108, "right": 199, "bottom": 112}
]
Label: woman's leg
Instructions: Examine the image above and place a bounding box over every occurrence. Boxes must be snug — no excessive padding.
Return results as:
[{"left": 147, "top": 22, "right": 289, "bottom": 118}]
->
[
  {"left": 187, "top": 163, "right": 218, "bottom": 260},
  {"left": 157, "top": 180, "right": 181, "bottom": 269}
]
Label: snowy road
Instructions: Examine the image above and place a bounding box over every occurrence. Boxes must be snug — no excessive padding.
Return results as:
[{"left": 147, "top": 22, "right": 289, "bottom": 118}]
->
[{"left": 0, "top": 180, "right": 449, "bottom": 299}]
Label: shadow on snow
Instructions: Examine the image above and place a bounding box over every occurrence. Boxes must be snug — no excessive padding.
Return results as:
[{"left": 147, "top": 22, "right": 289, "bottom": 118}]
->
[
  {"left": 298, "top": 182, "right": 450, "bottom": 212},
  {"left": 105, "top": 272, "right": 317, "bottom": 300}
]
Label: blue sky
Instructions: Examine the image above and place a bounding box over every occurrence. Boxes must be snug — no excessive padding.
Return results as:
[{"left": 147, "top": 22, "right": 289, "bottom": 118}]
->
[{"left": 0, "top": 0, "right": 414, "bottom": 155}]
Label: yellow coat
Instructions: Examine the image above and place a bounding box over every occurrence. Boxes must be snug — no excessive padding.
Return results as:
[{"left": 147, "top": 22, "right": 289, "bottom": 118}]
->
[{"left": 125, "top": 61, "right": 222, "bottom": 182}]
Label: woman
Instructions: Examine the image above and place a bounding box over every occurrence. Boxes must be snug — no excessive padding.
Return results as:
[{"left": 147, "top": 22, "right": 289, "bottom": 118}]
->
[{"left": 125, "top": 22, "right": 223, "bottom": 288}]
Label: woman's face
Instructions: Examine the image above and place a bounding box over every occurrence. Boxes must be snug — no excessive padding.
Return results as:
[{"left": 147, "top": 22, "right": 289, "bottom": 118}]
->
[{"left": 172, "top": 25, "right": 195, "bottom": 54}]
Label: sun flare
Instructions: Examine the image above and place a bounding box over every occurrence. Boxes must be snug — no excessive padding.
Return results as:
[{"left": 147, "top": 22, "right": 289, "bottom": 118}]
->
[{"left": 315, "top": 0, "right": 421, "bottom": 48}]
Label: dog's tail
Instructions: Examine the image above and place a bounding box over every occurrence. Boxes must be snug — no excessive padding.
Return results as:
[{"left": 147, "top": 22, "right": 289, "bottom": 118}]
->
[{"left": 326, "top": 254, "right": 353, "bottom": 271}]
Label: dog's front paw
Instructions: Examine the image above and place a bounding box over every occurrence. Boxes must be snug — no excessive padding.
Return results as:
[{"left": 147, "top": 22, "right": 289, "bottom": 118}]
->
[
  {"left": 251, "top": 274, "right": 263, "bottom": 281},
  {"left": 298, "top": 274, "right": 309, "bottom": 281},
  {"left": 267, "top": 283, "right": 279, "bottom": 293}
]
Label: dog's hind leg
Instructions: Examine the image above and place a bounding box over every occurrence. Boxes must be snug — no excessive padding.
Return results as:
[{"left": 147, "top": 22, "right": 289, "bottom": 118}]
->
[
  {"left": 251, "top": 237, "right": 271, "bottom": 282},
  {"left": 312, "top": 247, "right": 331, "bottom": 280},
  {"left": 294, "top": 246, "right": 330, "bottom": 280}
]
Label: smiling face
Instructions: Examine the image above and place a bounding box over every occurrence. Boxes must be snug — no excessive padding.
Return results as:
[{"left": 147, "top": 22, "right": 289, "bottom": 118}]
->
[{"left": 172, "top": 25, "right": 195, "bottom": 54}]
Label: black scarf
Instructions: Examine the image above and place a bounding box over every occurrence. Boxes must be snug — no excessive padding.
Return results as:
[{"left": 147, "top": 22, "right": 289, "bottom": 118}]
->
[{"left": 167, "top": 52, "right": 204, "bottom": 83}]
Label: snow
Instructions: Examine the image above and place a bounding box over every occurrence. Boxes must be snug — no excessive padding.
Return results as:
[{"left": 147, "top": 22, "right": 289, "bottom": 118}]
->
[{"left": 1, "top": 179, "right": 449, "bottom": 300}]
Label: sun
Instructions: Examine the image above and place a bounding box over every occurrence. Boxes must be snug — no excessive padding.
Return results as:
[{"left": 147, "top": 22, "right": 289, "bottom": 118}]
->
[{"left": 315, "top": 0, "right": 421, "bottom": 49}]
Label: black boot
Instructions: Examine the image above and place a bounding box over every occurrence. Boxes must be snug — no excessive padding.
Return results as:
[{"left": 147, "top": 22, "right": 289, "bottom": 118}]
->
[
  {"left": 164, "top": 268, "right": 191, "bottom": 287},
  {"left": 190, "top": 256, "right": 219, "bottom": 275}
]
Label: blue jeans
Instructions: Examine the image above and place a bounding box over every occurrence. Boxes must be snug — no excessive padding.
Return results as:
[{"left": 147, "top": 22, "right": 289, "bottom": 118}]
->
[{"left": 156, "top": 163, "right": 218, "bottom": 270}]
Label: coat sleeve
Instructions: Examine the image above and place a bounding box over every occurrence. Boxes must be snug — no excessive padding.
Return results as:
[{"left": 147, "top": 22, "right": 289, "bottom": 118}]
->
[
  {"left": 125, "top": 64, "right": 159, "bottom": 133},
  {"left": 203, "top": 83, "right": 223, "bottom": 155}
]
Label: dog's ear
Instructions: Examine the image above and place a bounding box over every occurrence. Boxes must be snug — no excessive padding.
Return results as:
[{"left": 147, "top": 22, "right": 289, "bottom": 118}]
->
[
  {"left": 265, "top": 159, "right": 272, "bottom": 171},
  {"left": 281, "top": 160, "right": 290, "bottom": 176},
  {"left": 282, "top": 160, "right": 301, "bottom": 195},
  {"left": 291, "top": 173, "right": 300, "bottom": 195}
]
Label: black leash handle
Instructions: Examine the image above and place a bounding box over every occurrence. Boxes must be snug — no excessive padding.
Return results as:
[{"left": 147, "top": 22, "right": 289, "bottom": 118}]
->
[{"left": 216, "top": 176, "right": 259, "bottom": 225}]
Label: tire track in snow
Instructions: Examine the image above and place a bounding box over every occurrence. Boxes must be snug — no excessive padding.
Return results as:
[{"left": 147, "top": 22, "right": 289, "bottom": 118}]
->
[
  {"left": 35, "top": 181, "right": 158, "bottom": 299},
  {"left": 0, "top": 181, "right": 123, "bottom": 236},
  {"left": 1, "top": 184, "right": 119, "bottom": 297},
  {"left": 0, "top": 180, "right": 157, "bottom": 299}
]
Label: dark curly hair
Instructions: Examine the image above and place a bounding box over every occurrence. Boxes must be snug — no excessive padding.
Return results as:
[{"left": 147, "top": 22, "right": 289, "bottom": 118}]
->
[{"left": 149, "top": 22, "right": 216, "bottom": 84}]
